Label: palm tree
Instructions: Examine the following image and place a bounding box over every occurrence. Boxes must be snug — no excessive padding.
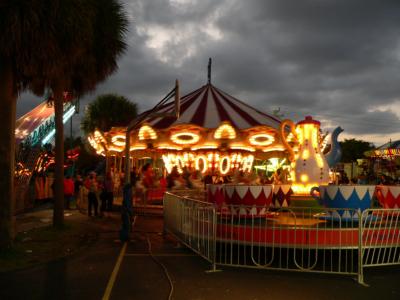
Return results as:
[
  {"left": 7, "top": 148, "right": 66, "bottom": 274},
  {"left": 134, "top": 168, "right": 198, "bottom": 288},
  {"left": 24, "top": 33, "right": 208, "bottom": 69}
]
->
[
  {"left": 0, "top": 0, "right": 128, "bottom": 248},
  {"left": 81, "top": 94, "right": 138, "bottom": 135},
  {"left": 51, "top": 0, "right": 128, "bottom": 228}
]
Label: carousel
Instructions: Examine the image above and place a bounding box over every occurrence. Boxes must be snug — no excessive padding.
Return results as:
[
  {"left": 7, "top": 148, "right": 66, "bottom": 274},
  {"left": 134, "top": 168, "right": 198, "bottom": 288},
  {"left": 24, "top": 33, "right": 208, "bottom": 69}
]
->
[{"left": 87, "top": 74, "right": 296, "bottom": 185}]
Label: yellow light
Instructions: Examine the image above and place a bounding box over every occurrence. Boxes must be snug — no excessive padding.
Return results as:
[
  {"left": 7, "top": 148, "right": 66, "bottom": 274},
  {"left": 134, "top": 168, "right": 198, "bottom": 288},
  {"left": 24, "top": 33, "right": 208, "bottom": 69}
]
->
[
  {"left": 138, "top": 125, "right": 157, "bottom": 140},
  {"left": 170, "top": 132, "right": 200, "bottom": 145},
  {"left": 262, "top": 146, "right": 286, "bottom": 152},
  {"left": 296, "top": 127, "right": 303, "bottom": 144},
  {"left": 302, "top": 149, "right": 309, "bottom": 160},
  {"left": 214, "top": 123, "right": 236, "bottom": 139},
  {"left": 287, "top": 132, "right": 295, "bottom": 142},
  {"left": 88, "top": 133, "right": 107, "bottom": 153},
  {"left": 162, "top": 154, "right": 174, "bottom": 173},
  {"left": 111, "top": 134, "right": 126, "bottom": 147},
  {"left": 315, "top": 153, "right": 325, "bottom": 168},
  {"left": 304, "top": 124, "right": 312, "bottom": 140},
  {"left": 230, "top": 144, "right": 256, "bottom": 152},
  {"left": 158, "top": 145, "right": 183, "bottom": 150},
  {"left": 108, "top": 145, "right": 124, "bottom": 152},
  {"left": 219, "top": 156, "right": 231, "bottom": 174},
  {"left": 291, "top": 183, "right": 318, "bottom": 195},
  {"left": 300, "top": 174, "right": 309, "bottom": 183},
  {"left": 248, "top": 133, "right": 275, "bottom": 146},
  {"left": 191, "top": 144, "right": 218, "bottom": 150},
  {"left": 195, "top": 155, "right": 208, "bottom": 173},
  {"left": 129, "top": 145, "right": 146, "bottom": 151},
  {"left": 241, "top": 155, "right": 254, "bottom": 172}
]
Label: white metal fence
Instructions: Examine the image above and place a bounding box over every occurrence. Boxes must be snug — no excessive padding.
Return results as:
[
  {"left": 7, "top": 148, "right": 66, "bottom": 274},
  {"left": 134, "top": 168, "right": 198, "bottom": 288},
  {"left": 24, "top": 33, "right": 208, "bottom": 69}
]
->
[
  {"left": 163, "top": 192, "right": 400, "bottom": 285},
  {"left": 164, "top": 193, "right": 217, "bottom": 268}
]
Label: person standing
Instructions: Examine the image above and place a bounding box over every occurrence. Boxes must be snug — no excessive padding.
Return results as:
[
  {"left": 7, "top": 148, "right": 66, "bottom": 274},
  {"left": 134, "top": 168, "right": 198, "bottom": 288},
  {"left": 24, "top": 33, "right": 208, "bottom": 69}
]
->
[
  {"left": 63, "top": 175, "right": 75, "bottom": 210},
  {"left": 74, "top": 174, "right": 83, "bottom": 209},
  {"left": 104, "top": 171, "right": 114, "bottom": 215},
  {"left": 85, "top": 172, "right": 99, "bottom": 217}
]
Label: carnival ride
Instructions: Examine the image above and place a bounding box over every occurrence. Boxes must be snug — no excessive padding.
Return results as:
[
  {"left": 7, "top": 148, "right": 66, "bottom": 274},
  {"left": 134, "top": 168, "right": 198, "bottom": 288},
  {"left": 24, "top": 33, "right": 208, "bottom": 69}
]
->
[
  {"left": 85, "top": 63, "right": 400, "bottom": 283},
  {"left": 15, "top": 97, "right": 77, "bottom": 212}
]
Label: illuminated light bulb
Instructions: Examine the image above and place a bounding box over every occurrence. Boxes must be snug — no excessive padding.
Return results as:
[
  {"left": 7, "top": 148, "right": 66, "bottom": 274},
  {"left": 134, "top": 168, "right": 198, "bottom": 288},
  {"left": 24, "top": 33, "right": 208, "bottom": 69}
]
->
[
  {"left": 111, "top": 134, "right": 126, "bottom": 147},
  {"left": 195, "top": 155, "right": 208, "bottom": 173},
  {"left": 191, "top": 144, "right": 218, "bottom": 150},
  {"left": 158, "top": 145, "right": 183, "bottom": 150},
  {"left": 162, "top": 154, "right": 173, "bottom": 173},
  {"left": 138, "top": 125, "right": 157, "bottom": 140},
  {"left": 316, "top": 153, "right": 325, "bottom": 168},
  {"left": 230, "top": 146, "right": 256, "bottom": 152},
  {"left": 300, "top": 174, "right": 309, "bottom": 183},
  {"left": 214, "top": 123, "right": 236, "bottom": 139},
  {"left": 219, "top": 156, "right": 231, "bottom": 174},
  {"left": 302, "top": 149, "right": 309, "bottom": 160},
  {"left": 108, "top": 146, "right": 124, "bottom": 152},
  {"left": 242, "top": 155, "right": 255, "bottom": 172},
  {"left": 170, "top": 132, "right": 200, "bottom": 145},
  {"left": 129, "top": 145, "right": 146, "bottom": 151},
  {"left": 248, "top": 133, "right": 275, "bottom": 146}
]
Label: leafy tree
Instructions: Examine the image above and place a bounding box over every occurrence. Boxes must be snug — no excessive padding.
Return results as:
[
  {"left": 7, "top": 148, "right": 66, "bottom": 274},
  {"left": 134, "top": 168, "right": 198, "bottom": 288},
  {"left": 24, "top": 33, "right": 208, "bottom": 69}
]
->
[
  {"left": 81, "top": 94, "right": 138, "bottom": 134},
  {"left": 340, "top": 138, "right": 375, "bottom": 163},
  {"left": 0, "top": 0, "right": 127, "bottom": 248}
]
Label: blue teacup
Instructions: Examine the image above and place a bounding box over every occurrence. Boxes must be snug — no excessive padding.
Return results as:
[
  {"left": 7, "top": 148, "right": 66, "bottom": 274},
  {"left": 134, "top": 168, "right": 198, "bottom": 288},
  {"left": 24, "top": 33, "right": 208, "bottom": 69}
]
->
[{"left": 310, "top": 185, "right": 376, "bottom": 219}]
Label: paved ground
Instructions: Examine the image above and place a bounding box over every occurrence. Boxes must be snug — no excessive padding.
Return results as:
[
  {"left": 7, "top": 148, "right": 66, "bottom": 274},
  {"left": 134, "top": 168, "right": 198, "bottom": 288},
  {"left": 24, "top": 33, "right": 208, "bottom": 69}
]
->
[{"left": 2, "top": 213, "right": 400, "bottom": 300}]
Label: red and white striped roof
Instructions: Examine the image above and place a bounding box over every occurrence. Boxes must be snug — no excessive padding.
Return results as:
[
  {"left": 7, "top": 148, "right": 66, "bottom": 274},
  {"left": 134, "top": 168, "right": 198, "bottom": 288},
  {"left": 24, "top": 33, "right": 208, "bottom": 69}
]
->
[{"left": 144, "top": 84, "right": 281, "bottom": 130}]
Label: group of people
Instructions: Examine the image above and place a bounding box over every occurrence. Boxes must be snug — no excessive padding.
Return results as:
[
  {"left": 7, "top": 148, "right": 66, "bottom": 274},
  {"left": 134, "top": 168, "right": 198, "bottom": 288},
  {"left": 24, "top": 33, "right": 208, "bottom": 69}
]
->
[
  {"left": 63, "top": 171, "right": 115, "bottom": 217},
  {"left": 337, "top": 171, "right": 400, "bottom": 185}
]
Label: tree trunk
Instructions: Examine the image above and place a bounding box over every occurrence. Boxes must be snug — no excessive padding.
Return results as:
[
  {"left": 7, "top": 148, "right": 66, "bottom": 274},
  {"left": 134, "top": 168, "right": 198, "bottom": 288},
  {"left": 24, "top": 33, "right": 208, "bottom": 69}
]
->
[
  {"left": 53, "top": 87, "right": 65, "bottom": 227},
  {"left": 0, "top": 59, "right": 17, "bottom": 249}
]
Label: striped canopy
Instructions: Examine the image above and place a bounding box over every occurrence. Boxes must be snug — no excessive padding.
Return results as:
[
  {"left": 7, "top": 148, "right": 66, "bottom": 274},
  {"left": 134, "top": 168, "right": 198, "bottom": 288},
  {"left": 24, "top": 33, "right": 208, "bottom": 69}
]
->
[
  {"left": 144, "top": 83, "right": 281, "bottom": 130},
  {"left": 371, "top": 140, "right": 400, "bottom": 157}
]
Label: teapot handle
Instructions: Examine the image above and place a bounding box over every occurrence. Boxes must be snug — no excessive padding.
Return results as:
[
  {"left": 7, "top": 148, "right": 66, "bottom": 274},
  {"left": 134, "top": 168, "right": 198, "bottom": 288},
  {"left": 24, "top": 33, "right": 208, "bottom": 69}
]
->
[{"left": 280, "top": 119, "right": 297, "bottom": 162}]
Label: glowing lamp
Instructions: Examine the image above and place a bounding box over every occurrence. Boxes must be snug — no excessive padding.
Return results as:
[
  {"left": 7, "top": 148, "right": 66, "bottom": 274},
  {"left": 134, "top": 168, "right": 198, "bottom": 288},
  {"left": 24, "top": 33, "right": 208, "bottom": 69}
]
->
[
  {"left": 170, "top": 132, "right": 200, "bottom": 145},
  {"left": 214, "top": 123, "right": 236, "bottom": 139},
  {"left": 111, "top": 134, "right": 126, "bottom": 147},
  {"left": 138, "top": 125, "right": 157, "bottom": 140},
  {"left": 248, "top": 133, "right": 275, "bottom": 146},
  {"left": 300, "top": 174, "right": 309, "bottom": 183}
]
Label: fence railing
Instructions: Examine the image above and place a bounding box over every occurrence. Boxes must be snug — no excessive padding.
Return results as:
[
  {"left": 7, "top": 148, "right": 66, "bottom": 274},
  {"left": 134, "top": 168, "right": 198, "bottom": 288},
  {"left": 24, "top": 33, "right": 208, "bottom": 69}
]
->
[
  {"left": 164, "top": 192, "right": 217, "bottom": 269},
  {"left": 163, "top": 193, "right": 400, "bottom": 285}
]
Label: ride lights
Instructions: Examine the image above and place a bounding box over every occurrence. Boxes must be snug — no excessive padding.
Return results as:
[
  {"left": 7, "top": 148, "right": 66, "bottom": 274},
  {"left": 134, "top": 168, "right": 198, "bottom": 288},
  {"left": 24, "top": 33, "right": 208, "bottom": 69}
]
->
[
  {"left": 230, "top": 145, "right": 256, "bottom": 152},
  {"left": 248, "top": 133, "right": 275, "bottom": 146},
  {"left": 111, "top": 134, "right": 126, "bottom": 147},
  {"left": 157, "top": 144, "right": 183, "bottom": 151},
  {"left": 138, "top": 125, "right": 157, "bottom": 140},
  {"left": 161, "top": 151, "right": 254, "bottom": 174},
  {"left": 190, "top": 144, "right": 218, "bottom": 151},
  {"left": 170, "top": 132, "right": 200, "bottom": 145},
  {"left": 214, "top": 123, "right": 236, "bottom": 139}
]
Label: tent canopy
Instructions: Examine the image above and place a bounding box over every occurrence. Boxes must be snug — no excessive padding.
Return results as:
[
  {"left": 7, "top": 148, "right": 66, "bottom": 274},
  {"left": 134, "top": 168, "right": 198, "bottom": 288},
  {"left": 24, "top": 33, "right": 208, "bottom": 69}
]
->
[{"left": 142, "top": 83, "right": 281, "bottom": 130}]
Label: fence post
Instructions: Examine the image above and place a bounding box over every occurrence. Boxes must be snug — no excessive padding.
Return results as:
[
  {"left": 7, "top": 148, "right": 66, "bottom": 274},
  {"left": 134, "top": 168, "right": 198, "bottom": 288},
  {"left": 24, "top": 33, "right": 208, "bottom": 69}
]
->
[
  {"left": 357, "top": 210, "right": 365, "bottom": 285},
  {"left": 206, "top": 206, "right": 219, "bottom": 273}
]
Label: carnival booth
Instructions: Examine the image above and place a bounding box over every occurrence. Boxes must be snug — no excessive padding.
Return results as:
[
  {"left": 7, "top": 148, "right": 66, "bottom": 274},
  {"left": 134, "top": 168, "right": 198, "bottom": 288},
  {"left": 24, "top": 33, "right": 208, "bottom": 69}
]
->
[{"left": 367, "top": 140, "right": 400, "bottom": 181}]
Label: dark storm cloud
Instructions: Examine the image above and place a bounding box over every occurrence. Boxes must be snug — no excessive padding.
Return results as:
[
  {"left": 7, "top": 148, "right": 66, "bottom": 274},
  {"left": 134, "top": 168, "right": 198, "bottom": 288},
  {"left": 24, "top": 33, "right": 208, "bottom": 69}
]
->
[{"left": 17, "top": 0, "right": 400, "bottom": 143}]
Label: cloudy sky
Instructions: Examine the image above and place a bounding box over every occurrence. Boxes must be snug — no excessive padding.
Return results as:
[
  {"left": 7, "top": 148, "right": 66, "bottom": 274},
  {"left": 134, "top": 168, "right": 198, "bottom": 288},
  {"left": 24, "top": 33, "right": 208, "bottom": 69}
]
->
[{"left": 17, "top": 0, "right": 400, "bottom": 146}]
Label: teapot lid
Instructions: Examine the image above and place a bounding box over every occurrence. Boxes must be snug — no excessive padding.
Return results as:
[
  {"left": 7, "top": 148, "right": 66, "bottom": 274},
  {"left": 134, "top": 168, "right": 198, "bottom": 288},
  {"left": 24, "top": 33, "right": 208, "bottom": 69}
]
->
[{"left": 297, "top": 116, "right": 321, "bottom": 126}]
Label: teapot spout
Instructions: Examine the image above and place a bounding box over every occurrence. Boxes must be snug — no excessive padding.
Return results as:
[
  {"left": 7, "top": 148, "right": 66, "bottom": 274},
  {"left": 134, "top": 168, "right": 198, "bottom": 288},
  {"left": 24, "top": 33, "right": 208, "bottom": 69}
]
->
[{"left": 325, "top": 126, "right": 343, "bottom": 168}]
